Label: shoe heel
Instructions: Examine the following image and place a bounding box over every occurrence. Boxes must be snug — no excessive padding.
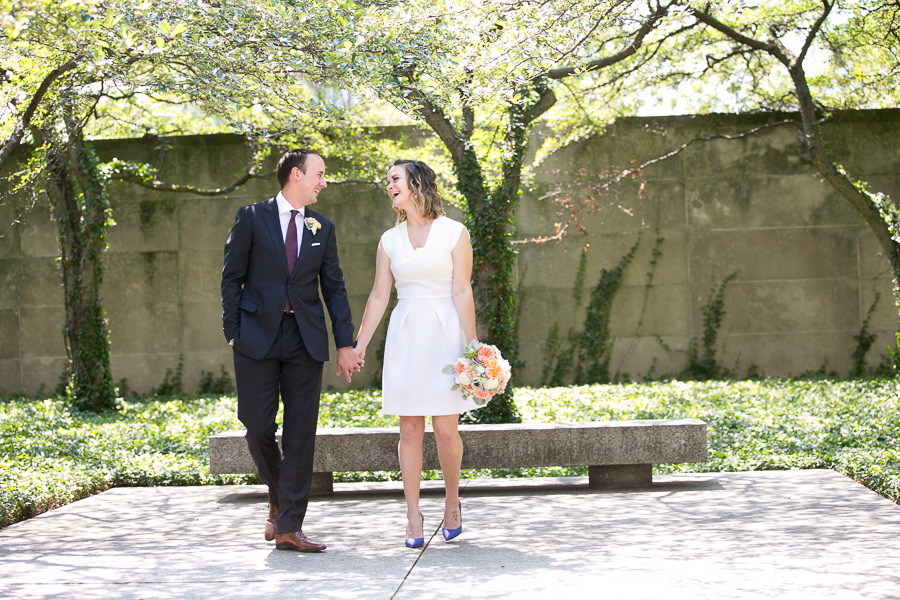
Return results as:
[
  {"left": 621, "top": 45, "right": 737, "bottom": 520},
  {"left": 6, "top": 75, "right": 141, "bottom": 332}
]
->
[
  {"left": 405, "top": 512, "right": 425, "bottom": 548},
  {"left": 442, "top": 501, "right": 462, "bottom": 542}
]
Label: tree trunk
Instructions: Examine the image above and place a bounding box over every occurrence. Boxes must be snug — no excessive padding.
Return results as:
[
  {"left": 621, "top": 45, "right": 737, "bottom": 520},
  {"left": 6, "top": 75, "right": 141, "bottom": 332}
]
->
[
  {"left": 454, "top": 149, "right": 522, "bottom": 423},
  {"left": 691, "top": 5, "right": 900, "bottom": 348},
  {"left": 45, "top": 132, "right": 116, "bottom": 411},
  {"left": 788, "top": 64, "right": 900, "bottom": 332},
  {"left": 413, "top": 83, "right": 555, "bottom": 422},
  {"left": 457, "top": 104, "right": 540, "bottom": 423}
]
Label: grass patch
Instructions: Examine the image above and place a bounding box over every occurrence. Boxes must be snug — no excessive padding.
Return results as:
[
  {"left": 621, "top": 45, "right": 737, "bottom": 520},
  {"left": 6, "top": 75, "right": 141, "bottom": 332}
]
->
[{"left": 2, "top": 379, "right": 898, "bottom": 528}]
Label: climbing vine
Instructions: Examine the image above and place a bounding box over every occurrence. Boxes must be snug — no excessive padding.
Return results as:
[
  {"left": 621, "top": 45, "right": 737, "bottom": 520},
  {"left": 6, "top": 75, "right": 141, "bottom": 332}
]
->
[
  {"left": 657, "top": 271, "right": 739, "bottom": 380},
  {"left": 851, "top": 293, "right": 880, "bottom": 377},
  {"left": 455, "top": 94, "right": 544, "bottom": 425},
  {"left": 152, "top": 355, "right": 185, "bottom": 397},
  {"left": 572, "top": 245, "right": 588, "bottom": 307},
  {"left": 615, "top": 230, "right": 664, "bottom": 379},
  {"left": 575, "top": 238, "right": 640, "bottom": 384},
  {"left": 844, "top": 166, "right": 900, "bottom": 372},
  {"left": 541, "top": 237, "right": 640, "bottom": 386},
  {"left": 198, "top": 365, "right": 234, "bottom": 396},
  {"left": 47, "top": 136, "right": 116, "bottom": 411}
]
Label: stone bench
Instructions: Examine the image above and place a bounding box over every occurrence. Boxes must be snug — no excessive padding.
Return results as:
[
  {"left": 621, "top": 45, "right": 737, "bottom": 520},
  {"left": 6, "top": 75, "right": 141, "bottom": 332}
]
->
[{"left": 209, "top": 419, "right": 707, "bottom": 495}]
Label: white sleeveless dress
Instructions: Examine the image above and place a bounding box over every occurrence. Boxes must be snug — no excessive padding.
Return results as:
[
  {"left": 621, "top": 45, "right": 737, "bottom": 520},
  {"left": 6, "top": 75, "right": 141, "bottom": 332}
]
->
[{"left": 380, "top": 215, "right": 476, "bottom": 416}]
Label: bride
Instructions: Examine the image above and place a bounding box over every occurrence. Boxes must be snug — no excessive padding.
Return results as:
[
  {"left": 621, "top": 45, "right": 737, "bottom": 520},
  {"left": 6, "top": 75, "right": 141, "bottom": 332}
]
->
[{"left": 354, "top": 159, "right": 478, "bottom": 547}]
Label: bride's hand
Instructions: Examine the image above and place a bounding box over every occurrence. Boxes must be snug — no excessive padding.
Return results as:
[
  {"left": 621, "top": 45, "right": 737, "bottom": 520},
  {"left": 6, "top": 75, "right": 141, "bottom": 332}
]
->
[{"left": 356, "top": 344, "right": 366, "bottom": 360}]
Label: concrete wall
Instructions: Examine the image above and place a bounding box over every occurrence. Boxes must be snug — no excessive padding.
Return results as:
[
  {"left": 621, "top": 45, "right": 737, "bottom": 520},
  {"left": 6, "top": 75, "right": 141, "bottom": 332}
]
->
[
  {"left": 518, "top": 110, "right": 900, "bottom": 381},
  {"left": 0, "top": 109, "right": 897, "bottom": 395}
]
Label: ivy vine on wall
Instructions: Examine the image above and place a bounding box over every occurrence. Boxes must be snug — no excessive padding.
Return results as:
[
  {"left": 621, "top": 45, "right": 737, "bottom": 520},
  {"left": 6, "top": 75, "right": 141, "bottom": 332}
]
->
[
  {"left": 49, "top": 138, "right": 116, "bottom": 411},
  {"left": 656, "top": 271, "right": 739, "bottom": 380},
  {"left": 541, "top": 237, "right": 640, "bottom": 386}
]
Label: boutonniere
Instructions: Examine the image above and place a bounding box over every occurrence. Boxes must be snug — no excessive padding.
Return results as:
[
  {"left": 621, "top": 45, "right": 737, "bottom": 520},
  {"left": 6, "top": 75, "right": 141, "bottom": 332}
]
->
[{"left": 305, "top": 217, "right": 321, "bottom": 236}]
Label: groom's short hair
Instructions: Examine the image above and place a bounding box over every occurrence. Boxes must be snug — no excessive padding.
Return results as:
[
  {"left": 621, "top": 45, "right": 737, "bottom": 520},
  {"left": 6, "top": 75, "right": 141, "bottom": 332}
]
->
[{"left": 277, "top": 149, "right": 321, "bottom": 188}]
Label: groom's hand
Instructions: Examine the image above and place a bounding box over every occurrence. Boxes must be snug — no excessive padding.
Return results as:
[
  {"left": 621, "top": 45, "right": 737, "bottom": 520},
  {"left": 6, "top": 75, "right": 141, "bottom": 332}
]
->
[{"left": 336, "top": 347, "right": 364, "bottom": 383}]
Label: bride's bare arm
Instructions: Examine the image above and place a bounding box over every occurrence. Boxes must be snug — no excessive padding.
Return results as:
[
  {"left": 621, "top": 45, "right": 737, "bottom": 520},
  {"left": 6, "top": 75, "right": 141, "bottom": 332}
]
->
[
  {"left": 451, "top": 229, "right": 477, "bottom": 345},
  {"left": 355, "top": 242, "right": 394, "bottom": 360}
]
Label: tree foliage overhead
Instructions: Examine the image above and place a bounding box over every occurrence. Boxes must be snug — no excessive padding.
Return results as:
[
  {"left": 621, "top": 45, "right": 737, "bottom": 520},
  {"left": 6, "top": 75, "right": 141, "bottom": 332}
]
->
[
  {"left": 650, "top": 1, "right": 900, "bottom": 344},
  {"left": 656, "top": 1, "right": 900, "bottom": 114},
  {"left": 0, "top": 0, "right": 412, "bottom": 409},
  {"left": 3, "top": 0, "right": 900, "bottom": 407},
  {"left": 351, "top": 0, "right": 691, "bottom": 420}
]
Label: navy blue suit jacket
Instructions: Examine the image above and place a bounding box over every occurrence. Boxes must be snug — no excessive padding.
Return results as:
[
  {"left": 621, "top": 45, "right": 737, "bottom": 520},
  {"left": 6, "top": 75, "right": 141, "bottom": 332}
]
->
[{"left": 221, "top": 196, "right": 355, "bottom": 362}]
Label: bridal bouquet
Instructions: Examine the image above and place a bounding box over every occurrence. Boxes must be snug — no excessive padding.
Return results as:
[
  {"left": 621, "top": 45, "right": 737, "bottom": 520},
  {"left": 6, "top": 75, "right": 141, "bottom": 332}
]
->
[{"left": 442, "top": 341, "right": 512, "bottom": 405}]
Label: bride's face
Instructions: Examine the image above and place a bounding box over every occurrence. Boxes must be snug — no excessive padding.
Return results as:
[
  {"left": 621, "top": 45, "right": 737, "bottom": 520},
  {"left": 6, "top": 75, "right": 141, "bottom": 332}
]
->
[{"left": 386, "top": 165, "right": 414, "bottom": 211}]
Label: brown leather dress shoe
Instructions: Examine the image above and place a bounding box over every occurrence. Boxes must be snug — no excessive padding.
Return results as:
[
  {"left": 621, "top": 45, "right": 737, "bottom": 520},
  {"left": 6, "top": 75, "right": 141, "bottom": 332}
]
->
[
  {"left": 274, "top": 531, "right": 326, "bottom": 552},
  {"left": 265, "top": 505, "right": 278, "bottom": 542}
]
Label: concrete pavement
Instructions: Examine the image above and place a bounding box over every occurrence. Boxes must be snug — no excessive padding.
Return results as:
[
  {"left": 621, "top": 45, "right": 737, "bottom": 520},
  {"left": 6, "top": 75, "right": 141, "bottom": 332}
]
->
[{"left": 1, "top": 470, "right": 899, "bottom": 599}]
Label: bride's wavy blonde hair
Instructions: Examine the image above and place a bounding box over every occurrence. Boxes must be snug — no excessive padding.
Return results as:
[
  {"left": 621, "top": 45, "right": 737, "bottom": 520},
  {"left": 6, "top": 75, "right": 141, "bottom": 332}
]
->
[{"left": 390, "top": 160, "right": 446, "bottom": 224}]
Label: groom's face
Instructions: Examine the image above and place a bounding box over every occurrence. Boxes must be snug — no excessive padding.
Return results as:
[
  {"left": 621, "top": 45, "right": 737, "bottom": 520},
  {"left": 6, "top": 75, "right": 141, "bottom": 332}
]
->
[{"left": 293, "top": 154, "right": 328, "bottom": 205}]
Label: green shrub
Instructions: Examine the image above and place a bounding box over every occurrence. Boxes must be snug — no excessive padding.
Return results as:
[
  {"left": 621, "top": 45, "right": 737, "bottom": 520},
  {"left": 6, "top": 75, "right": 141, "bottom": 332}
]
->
[
  {"left": 2, "top": 379, "right": 898, "bottom": 528},
  {"left": 513, "top": 379, "right": 900, "bottom": 501},
  {"left": 0, "top": 396, "right": 250, "bottom": 527}
]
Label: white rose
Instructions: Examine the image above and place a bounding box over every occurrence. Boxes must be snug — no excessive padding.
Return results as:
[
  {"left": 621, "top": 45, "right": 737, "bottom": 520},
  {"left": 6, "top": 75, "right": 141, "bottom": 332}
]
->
[
  {"left": 483, "top": 378, "right": 499, "bottom": 390},
  {"left": 457, "top": 372, "right": 471, "bottom": 385}
]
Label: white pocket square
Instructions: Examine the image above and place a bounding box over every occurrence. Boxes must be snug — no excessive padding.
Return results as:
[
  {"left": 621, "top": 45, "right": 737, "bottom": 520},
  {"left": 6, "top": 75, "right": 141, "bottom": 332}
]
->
[{"left": 311, "top": 242, "right": 321, "bottom": 247}]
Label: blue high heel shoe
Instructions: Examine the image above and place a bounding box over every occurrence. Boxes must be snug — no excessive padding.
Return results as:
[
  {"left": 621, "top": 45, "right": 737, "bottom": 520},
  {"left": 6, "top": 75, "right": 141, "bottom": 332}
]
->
[
  {"left": 405, "top": 512, "right": 424, "bottom": 548},
  {"left": 442, "top": 502, "right": 462, "bottom": 541}
]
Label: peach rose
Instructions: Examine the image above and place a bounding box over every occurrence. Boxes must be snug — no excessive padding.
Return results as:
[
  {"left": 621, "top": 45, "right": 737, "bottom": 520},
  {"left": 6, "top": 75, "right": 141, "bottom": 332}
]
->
[
  {"left": 486, "top": 365, "right": 503, "bottom": 379},
  {"left": 477, "top": 346, "right": 494, "bottom": 363},
  {"left": 454, "top": 361, "right": 466, "bottom": 374}
]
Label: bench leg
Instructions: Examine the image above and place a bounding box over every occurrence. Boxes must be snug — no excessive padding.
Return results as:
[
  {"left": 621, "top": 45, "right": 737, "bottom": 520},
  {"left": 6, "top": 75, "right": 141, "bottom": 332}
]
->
[
  {"left": 588, "top": 464, "right": 652, "bottom": 489},
  {"left": 310, "top": 472, "right": 334, "bottom": 496}
]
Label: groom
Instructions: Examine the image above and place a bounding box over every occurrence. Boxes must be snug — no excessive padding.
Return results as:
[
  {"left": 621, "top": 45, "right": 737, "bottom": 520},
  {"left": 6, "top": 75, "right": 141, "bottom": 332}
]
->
[{"left": 221, "top": 149, "right": 362, "bottom": 552}]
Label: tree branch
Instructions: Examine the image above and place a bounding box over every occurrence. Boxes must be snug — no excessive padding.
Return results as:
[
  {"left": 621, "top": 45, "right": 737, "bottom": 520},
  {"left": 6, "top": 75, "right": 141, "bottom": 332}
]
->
[
  {"left": 401, "top": 86, "right": 468, "bottom": 164},
  {"left": 113, "top": 170, "right": 265, "bottom": 196},
  {"left": 523, "top": 82, "right": 557, "bottom": 125},
  {"left": 546, "top": 2, "right": 670, "bottom": 80},
  {"left": 0, "top": 59, "right": 78, "bottom": 167},
  {"left": 797, "top": 0, "right": 833, "bottom": 66},
  {"left": 689, "top": 7, "right": 790, "bottom": 65},
  {"left": 514, "top": 118, "right": 803, "bottom": 244},
  {"left": 458, "top": 69, "right": 476, "bottom": 141},
  {"left": 635, "top": 119, "right": 802, "bottom": 171}
]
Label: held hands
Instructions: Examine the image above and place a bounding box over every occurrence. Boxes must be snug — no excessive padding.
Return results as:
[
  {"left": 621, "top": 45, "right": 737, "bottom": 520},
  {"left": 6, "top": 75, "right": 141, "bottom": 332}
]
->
[{"left": 336, "top": 346, "right": 365, "bottom": 383}]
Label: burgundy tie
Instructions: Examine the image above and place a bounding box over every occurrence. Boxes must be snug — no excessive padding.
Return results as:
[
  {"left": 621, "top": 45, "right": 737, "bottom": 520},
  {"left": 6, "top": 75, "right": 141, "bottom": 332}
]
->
[{"left": 284, "top": 209, "right": 299, "bottom": 313}]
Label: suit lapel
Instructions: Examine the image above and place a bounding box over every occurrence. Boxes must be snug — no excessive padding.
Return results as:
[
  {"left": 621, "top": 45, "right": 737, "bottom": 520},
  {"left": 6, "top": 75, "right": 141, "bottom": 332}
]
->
[{"left": 263, "top": 197, "right": 290, "bottom": 279}]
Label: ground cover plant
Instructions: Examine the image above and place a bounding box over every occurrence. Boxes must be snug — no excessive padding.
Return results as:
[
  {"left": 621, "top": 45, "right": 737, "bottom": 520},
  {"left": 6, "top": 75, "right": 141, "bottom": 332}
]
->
[{"left": 2, "top": 379, "right": 898, "bottom": 528}]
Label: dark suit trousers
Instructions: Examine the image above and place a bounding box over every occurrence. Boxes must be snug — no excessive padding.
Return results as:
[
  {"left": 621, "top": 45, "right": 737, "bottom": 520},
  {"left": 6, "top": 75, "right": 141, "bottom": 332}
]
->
[{"left": 234, "top": 313, "right": 323, "bottom": 534}]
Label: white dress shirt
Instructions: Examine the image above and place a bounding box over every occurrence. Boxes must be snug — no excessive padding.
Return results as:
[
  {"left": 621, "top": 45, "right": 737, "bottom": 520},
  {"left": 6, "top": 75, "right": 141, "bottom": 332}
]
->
[{"left": 276, "top": 191, "right": 305, "bottom": 258}]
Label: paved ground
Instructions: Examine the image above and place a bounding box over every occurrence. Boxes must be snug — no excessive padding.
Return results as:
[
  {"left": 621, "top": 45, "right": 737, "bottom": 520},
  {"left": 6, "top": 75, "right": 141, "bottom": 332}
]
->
[{"left": 1, "top": 470, "right": 899, "bottom": 599}]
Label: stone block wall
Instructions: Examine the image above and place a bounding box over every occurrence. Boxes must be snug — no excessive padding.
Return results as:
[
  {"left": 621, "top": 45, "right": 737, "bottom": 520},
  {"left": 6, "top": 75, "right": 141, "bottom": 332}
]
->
[
  {"left": 0, "top": 109, "right": 897, "bottom": 395},
  {"left": 517, "top": 110, "right": 899, "bottom": 381}
]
